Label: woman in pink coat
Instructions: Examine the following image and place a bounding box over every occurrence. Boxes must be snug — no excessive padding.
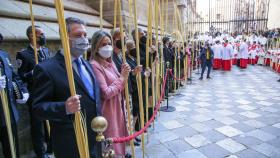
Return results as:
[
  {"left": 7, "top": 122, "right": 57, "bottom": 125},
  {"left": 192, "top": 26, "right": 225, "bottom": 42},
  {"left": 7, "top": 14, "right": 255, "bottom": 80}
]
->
[{"left": 90, "top": 30, "right": 131, "bottom": 157}]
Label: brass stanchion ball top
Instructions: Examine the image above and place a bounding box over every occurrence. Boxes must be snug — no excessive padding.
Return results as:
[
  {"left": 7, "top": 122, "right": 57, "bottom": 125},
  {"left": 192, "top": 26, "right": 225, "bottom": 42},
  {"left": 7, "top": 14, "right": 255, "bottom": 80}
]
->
[{"left": 91, "top": 116, "right": 108, "bottom": 133}]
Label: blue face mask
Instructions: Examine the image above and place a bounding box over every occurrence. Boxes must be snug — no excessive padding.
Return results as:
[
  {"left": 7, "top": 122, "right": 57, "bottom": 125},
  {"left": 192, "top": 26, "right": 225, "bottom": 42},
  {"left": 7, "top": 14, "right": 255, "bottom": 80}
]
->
[{"left": 70, "top": 37, "right": 89, "bottom": 57}]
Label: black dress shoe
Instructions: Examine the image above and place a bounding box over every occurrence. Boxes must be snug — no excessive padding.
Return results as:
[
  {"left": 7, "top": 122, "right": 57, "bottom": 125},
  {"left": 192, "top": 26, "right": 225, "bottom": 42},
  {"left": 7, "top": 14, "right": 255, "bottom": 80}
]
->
[
  {"left": 199, "top": 77, "right": 203, "bottom": 80},
  {"left": 135, "top": 137, "right": 141, "bottom": 142},
  {"left": 134, "top": 140, "right": 140, "bottom": 146},
  {"left": 207, "top": 76, "right": 211, "bottom": 79},
  {"left": 125, "top": 153, "right": 132, "bottom": 158},
  {"left": 278, "top": 79, "right": 280, "bottom": 82}
]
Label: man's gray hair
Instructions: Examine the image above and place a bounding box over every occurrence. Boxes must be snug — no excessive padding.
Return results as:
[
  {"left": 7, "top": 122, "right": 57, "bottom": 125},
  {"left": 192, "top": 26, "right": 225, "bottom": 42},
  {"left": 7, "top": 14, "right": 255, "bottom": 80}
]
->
[{"left": 65, "top": 17, "right": 85, "bottom": 33}]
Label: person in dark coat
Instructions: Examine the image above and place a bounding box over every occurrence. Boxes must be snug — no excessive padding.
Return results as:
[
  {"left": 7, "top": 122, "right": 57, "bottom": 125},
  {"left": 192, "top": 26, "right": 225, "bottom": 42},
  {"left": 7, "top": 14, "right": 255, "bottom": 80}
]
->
[
  {"left": 162, "top": 37, "right": 174, "bottom": 69},
  {"left": 32, "top": 17, "right": 101, "bottom": 158},
  {"left": 162, "top": 37, "right": 175, "bottom": 92},
  {"left": 177, "top": 43, "right": 186, "bottom": 87},
  {"left": 131, "top": 28, "right": 153, "bottom": 122},
  {"left": 0, "top": 33, "right": 29, "bottom": 158},
  {"left": 16, "top": 25, "right": 51, "bottom": 158},
  {"left": 111, "top": 28, "right": 134, "bottom": 94},
  {"left": 111, "top": 28, "right": 126, "bottom": 73},
  {"left": 199, "top": 42, "right": 214, "bottom": 80},
  {"left": 125, "top": 40, "right": 143, "bottom": 146}
]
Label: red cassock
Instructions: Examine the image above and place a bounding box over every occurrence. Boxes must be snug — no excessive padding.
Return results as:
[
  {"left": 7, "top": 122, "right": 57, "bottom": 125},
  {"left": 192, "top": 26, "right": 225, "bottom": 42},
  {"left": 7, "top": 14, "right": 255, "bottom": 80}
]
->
[
  {"left": 240, "top": 59, "right": 248, "bottom": 68},
  {"left": 222, "top": 60, "right": 231, "bottom": 71},
  {"left": 273, "top": 62, "right": 276, "bottom": 71},
  {"left": 277, "top": 53, "right": 280, "bottom": 73},
  {"left": 251, "top": 57, "right": 258, "bottom": 65},
  {"left": 248, "top": 44, "right": 257, "bottom": 64},
  {"left": 239, "top": 42, "right": 248, "bottom": 69},
  {"left": 232, "top": 54, "right": 238, "bottom": 65},
  {"left": 265, "top": 58, "right": 270, "bottom": 66},
  {"left": 212, "top": 44, "right": 223, "bottom": 70},
  {"left": 255, "top": 56, "right": 259, "bottom": 63},
  {"left": 265, "top": 52, "right": 271, "bottom": 66},
  {"left": 248, "top": 58, "right": 257, "bottom": 64},
  {"left": 248, "top": 58, "right": 252, "bottom": 64},
  {"left": 213, "top": 59, "right": 222, "bottom": 69},
  {"left": 232, "top": 59, "right": 237, "bottom": 65},
  {"left": 222, "top": 44, "right": 232, "bottom": 71},
  {"left": 277, "top": 64, "right": 280, "bottom": 73}
]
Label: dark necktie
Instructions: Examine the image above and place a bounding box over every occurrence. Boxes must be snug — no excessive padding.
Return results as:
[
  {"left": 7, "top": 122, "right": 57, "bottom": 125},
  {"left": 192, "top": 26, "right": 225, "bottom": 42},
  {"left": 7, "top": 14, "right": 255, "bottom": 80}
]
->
[{"left": 74, "top": 58, "right": 95, "bottom": 99}]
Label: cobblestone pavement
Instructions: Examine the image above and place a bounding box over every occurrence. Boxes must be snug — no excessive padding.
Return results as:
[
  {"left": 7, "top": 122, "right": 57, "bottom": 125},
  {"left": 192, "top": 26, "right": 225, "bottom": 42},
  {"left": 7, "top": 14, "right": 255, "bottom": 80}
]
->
[{"left": 132, "top": 65, "right": 280, "bottom": 158}]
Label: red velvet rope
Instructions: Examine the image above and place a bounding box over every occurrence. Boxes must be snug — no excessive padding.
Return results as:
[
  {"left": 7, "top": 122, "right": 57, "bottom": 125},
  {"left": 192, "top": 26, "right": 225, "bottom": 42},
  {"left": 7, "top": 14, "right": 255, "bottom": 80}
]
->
[{"left": 111, "top": 69, "right": 169, "bottom": 143}]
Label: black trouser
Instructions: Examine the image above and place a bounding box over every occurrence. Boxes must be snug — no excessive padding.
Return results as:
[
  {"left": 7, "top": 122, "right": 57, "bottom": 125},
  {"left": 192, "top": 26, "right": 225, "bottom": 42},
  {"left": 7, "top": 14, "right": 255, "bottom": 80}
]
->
[
  {"left": 0, "top": 124, "right": 20, "bottom": 158},
  {"left": 28, "top": 100, "right": 51, "bottom": 157},
  {"left": 131, "top": 93, "right": 139, "bottom": 117},
  {"left": 201, "top": 61, "right": 212, "bottom": 78},
  {"left": 237, "top": 59, "right": 240, "bottom": 67}
]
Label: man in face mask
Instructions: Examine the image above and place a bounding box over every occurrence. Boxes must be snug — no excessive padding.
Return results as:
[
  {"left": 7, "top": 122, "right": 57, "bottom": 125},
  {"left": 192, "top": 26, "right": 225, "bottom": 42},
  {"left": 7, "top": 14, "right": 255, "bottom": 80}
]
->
[
  {"left": 162, "top": 36, "right": 175, "bottom": 92},
  {"left": 162, "top": 37, "right": 173, "bottom": 68},
  {"left": 32, "top": 17, "right": 100, "bottom": 158},
  {"left": 16, "top": 25, "right": 51, "bottom": 158}
]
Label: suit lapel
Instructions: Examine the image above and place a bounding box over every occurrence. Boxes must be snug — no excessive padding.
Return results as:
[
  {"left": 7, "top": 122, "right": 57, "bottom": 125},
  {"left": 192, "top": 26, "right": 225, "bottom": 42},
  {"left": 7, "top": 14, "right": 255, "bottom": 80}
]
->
[
  {"left": 81, "top": 59, "right": 97, "bottom": 100},
  {"left": 72, "top": 70, "right": 93, "bottom": 98},
  {"left": 56, "top": 52, "right": 101, "bottom": 114},
  {"left": 81, "top": 59, "right": 95, "bottom": 82},
  {"left": 56, "top": 52, "right": 94, "bottom": 100},
  {"left": 81, "top": 59, "right": 101, "bottom": 114}
]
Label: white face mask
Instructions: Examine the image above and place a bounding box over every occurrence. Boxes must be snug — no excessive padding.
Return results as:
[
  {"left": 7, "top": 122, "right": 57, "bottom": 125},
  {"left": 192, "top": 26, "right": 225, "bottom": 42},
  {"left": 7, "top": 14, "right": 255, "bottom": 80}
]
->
[
  {"left": 98, "top": 45, "right": 113, "bottom": 58},
  {"left": 70, "top": 37, "right": 89, "bottom": 57}
]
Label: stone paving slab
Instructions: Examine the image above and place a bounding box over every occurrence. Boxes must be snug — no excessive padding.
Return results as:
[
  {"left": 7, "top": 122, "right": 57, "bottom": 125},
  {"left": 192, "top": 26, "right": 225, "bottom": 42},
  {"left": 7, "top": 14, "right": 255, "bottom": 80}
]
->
[{"left": 134, "top": 66, "right": 280, "bottom": 158}]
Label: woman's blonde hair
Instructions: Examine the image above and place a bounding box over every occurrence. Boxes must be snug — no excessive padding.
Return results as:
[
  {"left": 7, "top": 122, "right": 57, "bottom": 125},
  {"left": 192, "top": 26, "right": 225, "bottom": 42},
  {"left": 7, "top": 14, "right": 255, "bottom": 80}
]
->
[{"left": 90, "top": 30, "right": 111, "bottom": 60}]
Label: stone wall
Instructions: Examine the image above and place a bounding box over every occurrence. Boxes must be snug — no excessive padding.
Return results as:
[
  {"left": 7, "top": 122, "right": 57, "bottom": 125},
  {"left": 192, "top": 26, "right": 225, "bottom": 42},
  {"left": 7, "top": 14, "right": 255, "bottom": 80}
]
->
[
  {"left": 85, "top": 0, "right": 187, "bottom": 37},
  {"left": 86, "top": 0, "right": 149, "bottom": 29}
]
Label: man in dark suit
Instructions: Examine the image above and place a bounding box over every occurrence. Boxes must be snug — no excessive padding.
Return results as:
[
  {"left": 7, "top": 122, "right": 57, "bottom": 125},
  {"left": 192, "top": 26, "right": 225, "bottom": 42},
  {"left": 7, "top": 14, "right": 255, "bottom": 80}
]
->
[
  {"left": 162, "top": 37, "right": 175, "bottom": 92},
  {"left": 32, "top": 17, "right": 100, "bottom": 158},
  {"left": 16, "top": 25, "right": 51, "bottom": 158},
  {"left": 162, "top": 37, "right": 172, "bottom": 66},
  {"left": 0, "top": 33, "right": 29, "bottom": 158},
  {"left": 199, "top": 42, "right": 214, "bottom": 80}
]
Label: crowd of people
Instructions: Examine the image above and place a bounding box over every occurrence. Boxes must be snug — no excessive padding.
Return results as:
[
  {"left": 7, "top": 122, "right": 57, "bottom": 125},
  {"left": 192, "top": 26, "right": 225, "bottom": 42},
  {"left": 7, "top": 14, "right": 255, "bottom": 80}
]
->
[
  {"left": 0, "top": 16, "right": 176, "bottom": 158},
  {"left": 0, "top": 16, "right": 280, "bottom": 158},
  {"left": 188, "top": 30, "right": 280, "bottom": 81}
]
